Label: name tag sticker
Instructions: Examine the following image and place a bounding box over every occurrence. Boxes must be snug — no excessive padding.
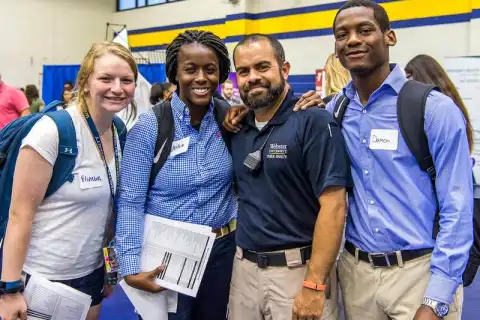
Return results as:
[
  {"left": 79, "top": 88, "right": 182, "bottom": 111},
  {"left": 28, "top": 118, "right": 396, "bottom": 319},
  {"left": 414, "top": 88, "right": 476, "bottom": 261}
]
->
[
  {"left": 79, "top": 169, "right": 104, "bottom": 189},
  {"left": 170, "top": 137, "right": 190, "bottom": 157},
  {"left": 369, "top": 129, "right": 399, "bottom": 151}
]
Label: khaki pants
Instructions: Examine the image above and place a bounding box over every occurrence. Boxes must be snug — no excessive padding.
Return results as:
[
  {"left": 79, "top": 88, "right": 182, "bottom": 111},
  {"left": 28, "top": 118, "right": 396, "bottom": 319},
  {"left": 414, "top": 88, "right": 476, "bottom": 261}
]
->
[
  {"left": 337, "top": 251, "right": 463, "bottom": 320},
  {"left": 228, "top": 249, "right": 338, "bottom": 320}
]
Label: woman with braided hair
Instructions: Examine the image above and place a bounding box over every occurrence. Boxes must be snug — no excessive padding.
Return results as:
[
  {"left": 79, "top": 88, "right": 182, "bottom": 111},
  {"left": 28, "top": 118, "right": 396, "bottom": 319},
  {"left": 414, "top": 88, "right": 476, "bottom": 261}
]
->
[{"left": 116, "top": 30, "right": 322, "bottom": 320}]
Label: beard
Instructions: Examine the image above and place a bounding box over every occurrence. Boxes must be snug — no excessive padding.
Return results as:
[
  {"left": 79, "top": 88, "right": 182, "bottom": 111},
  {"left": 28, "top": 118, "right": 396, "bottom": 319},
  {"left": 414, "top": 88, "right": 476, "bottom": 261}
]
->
[{"left": 240, "top": 78, "right": 286, "bottom": 110}]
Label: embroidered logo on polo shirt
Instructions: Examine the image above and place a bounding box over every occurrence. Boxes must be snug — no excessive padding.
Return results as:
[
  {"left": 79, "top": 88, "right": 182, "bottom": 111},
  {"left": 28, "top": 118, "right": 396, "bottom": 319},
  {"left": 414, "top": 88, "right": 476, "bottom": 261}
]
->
[{"left": 267, "top": 143, "right": 288, "bottom": 159}]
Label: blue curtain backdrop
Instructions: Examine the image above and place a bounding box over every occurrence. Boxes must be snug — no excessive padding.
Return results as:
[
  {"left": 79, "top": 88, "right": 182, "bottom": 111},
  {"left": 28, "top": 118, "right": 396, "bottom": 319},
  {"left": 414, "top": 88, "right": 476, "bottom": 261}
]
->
[{"left": 42, "top": 63, "right": 166, "bottom": 105}]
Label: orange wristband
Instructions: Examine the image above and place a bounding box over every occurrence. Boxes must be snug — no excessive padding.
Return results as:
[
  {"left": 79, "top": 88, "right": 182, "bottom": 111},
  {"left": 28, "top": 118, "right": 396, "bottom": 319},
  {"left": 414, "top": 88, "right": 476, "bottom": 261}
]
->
[{"left": 302, "top": 280, "right": 327, "bottom": 291}]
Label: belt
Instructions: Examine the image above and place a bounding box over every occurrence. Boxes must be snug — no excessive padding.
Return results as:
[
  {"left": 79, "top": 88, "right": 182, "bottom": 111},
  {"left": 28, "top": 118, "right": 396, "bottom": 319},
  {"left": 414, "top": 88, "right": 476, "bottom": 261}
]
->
[
  {"left": 213, "top": 219, "right": 237, "bottom": 239},
  {"left": 242, "top": 246, "right": 312, "bottom": 269},
  {"left": 345, "top": 241, "right": 433, "bottom": 268}
]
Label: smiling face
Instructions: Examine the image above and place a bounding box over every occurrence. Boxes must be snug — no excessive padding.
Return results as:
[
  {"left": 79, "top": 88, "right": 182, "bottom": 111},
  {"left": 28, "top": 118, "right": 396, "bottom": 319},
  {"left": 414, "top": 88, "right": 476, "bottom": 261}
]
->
[
  {"left": 334, "top": 6, "right": 396, "bottom": 76},
  {"left": 85, "top": 53, "right": 136, "bottom": 113},
  {"left": 234, "top": 39, "right": 290, "bottom": 110},
  {"left": 176, "top": 43, "right": 219, "bottom": 108}
]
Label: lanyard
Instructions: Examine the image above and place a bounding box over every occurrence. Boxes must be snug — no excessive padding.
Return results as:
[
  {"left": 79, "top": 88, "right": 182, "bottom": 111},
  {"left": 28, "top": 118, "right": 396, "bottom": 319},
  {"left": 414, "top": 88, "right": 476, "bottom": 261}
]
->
[{"left": 82, "top": 109, "right": 120, "bottom": 215}]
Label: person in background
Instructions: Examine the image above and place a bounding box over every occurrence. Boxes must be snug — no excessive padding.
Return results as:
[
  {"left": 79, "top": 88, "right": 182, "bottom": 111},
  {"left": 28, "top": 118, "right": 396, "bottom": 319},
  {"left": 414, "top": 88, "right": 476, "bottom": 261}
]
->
[
  {"left": 0, "top": 41, "right": 137, "bottom": 320},
  {"left": 62, "top": 87, "right": 74, "bottom": 107},
  {"left": 25, "top": 84, "right": 45, "bottom": 114},
  {"left": 149, "top": 82, "right": 177, "bottom": 105},
  {"left": 323, "top": 53, "right": 350, "bottom": 104},
  {"left": 0, "top": 73, "right": 30, "bottom": 130},
  {"left": 161, "top": 82, "right": 176, "bottom": 102},
  {"left": 221, "top": 79, "right": 241, "bottom": 105},
  {"left": 404, "top": 54, "right": 473, "bottom": 153},
  {"left": 64, "top": 80, "right": 73, "bottom": 91}
]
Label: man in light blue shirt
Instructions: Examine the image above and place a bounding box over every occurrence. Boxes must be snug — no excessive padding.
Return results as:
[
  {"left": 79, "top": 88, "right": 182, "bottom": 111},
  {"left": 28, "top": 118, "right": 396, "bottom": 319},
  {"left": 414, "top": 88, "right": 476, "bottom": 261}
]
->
[{"left": 328, "top": 1, "right": 473, "bottom": 320}]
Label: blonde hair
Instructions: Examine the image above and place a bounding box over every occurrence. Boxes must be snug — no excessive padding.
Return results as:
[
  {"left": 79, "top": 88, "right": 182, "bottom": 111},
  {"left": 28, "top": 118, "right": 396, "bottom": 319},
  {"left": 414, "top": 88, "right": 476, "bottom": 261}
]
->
[
  {"left": 324, "top": 53, "right": 350, "bottom": 96},
  {"left": 75, "top": 41, "right": 138, "bottom": 123}
]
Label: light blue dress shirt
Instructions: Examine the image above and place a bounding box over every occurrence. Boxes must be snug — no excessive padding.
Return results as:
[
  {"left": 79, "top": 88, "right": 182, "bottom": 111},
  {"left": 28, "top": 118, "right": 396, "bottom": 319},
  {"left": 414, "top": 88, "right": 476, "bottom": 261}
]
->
[
  {"left": 326, "top": 65, "right": 473, "bottom": 304},
  {"left": 116, "top": 92, "right": 237, "bottom": 277}
]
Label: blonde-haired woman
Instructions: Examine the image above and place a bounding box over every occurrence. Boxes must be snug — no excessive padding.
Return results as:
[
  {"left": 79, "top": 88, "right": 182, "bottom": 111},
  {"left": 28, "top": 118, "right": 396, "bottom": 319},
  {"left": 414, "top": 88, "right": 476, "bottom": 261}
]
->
[
  {"left": 0, "top": 41, "right": 137, "bottom": 320},
  {"left": 323, "top": 53, "right": 350, "bottom": 104}
]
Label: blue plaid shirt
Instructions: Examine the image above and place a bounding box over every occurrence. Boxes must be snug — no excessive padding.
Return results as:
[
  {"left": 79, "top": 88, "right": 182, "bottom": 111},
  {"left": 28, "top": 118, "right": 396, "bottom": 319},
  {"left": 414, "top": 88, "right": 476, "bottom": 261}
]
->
[{"left": 116, "top": 92, "right": 237, "bottom": 277}]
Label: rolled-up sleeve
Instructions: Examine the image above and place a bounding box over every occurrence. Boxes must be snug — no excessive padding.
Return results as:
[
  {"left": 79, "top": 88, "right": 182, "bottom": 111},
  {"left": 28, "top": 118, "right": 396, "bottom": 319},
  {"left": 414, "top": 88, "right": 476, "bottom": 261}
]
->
[
  {"left": 116, "top": 111, "right": 158, "bottom": 277},
  {"left": 424, "top": 93, "right": 473, "bottom": 304}
]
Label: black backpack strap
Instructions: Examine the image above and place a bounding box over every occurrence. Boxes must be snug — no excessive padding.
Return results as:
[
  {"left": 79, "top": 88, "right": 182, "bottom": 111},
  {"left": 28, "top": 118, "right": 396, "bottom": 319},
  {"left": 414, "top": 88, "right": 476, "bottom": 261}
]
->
[
  {"left": 397, "top": 80, "right": 438, "bottom": 178},
  {"left": 112, "top": 115, "right": 127, "bottom": 152},
  {"left": 397, "top": 80, "right": 440, "bottom": 238},
  {"left": 333, "top": 94, "right": 350, "bottom": 127},
  {"left": 149, "top": 101, "right": 174, "bottom": 187},
  {"left": 213, "top": 97, "right": 231, "bottom": 153}
]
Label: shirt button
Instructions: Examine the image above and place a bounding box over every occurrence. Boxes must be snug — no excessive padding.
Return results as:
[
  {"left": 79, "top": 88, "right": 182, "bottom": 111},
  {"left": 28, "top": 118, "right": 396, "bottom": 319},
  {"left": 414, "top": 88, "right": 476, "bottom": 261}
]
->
[
  {"left": 375, "top": 228, "right": 380, "bottom": 233},
  {"left": 362, "top": 139, "right": 367, "bottom": 144},
  {"left": 370, "top": 200, "right": 375, "bottom": 205},
  {"left": 364, "top": 170, "right": 369, "bottom": 175},
  {"left": 362, "top": 109, "right": 367, "bottom": 114}
]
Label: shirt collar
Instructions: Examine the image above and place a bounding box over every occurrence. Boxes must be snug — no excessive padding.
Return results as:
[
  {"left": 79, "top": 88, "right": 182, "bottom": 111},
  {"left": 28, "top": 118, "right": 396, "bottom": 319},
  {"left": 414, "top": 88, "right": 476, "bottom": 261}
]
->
[
  {"left": 170, "top": 91, "right": 214, "bottom": 122},
  {"left": 246, "top": 89, "right": 298, "bottom": 128},
  {"left": 343, "top": 64, "right": 407, "bottom": 99}
]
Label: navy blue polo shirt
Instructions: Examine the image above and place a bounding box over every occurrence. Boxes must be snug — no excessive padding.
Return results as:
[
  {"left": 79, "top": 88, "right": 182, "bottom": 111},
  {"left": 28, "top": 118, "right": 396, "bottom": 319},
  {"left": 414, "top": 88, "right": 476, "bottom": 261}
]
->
[{"left": 231, "top": 89, "right": 350, "bottom": 252}]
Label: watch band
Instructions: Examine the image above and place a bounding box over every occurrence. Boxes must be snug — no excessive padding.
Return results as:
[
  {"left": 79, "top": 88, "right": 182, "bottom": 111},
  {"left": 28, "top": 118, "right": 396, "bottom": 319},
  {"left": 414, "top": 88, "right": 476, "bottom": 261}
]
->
[
  {"left": 5, "top": 280, "right": 23, "bottom": 290},
  {"left": 302, "top": 280, "right": 327, "bottom": 291},
  {"left": 422, "top": 297, "right": 449, "bottom": 317},
  {"left": 0, "top": 280, "right": 25, "bottom": 295}
]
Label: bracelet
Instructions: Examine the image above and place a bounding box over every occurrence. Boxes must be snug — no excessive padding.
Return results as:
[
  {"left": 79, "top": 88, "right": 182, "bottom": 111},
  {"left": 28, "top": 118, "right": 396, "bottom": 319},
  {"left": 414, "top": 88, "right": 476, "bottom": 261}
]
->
[{"left": 302, "top": 280, "right": 327, "bottom": 291}]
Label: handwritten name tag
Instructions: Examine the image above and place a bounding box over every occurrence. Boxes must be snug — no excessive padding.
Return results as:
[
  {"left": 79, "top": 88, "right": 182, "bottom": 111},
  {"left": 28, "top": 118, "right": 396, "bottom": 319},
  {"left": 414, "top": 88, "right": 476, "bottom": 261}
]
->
[
  {"left": 79, "top": 169, "right": 104, "bottom": 189},
  {"left": 369, "top": 129, "right": 398, "bottom": 151},
  {"left": 170, "top": 137, "right": 190, "bottom": 157}
]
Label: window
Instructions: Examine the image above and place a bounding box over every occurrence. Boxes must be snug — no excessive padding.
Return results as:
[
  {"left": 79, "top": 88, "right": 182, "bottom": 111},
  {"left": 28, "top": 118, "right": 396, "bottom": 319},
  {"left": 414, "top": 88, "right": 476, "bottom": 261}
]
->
[{"left": 117, "top": 0, "right": 181, "bottom": 11}]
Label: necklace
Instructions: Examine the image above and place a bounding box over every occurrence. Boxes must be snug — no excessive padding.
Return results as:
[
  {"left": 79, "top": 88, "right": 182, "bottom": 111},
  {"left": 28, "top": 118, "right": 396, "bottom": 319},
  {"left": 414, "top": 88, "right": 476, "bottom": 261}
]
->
[{"left": 98, "top": 127, "right": 111, "bottom": 136}]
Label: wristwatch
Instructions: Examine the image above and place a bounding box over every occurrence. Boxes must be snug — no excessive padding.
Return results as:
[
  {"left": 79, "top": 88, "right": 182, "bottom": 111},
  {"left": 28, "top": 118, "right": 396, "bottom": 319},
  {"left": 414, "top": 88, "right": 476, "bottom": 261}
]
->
[
  {"left": 422, "top": 297, "right": 449, "bottom": 317},
  {"left": 0, "top": 280, "right": 25, "bottom": 296}
]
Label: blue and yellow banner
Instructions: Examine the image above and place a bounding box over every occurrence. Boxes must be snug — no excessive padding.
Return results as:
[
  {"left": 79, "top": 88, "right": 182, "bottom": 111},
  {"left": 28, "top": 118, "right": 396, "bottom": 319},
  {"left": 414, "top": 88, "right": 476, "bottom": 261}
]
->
[{"left": 129, "top": 0, "right": 480, "bottom": 52}]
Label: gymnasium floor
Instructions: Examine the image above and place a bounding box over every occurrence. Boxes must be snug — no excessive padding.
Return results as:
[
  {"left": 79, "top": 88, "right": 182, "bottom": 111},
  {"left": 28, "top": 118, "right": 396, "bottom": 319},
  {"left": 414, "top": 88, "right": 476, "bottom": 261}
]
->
[{"left": 99, "top": 276, "right": 480, "bottom": 319}]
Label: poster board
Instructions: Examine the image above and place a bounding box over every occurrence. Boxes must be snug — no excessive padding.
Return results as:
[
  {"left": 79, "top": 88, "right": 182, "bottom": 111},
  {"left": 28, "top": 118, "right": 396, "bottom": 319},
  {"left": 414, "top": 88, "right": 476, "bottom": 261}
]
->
[{"left": 444, "top": 57, "right": 480, "bottom": 180}]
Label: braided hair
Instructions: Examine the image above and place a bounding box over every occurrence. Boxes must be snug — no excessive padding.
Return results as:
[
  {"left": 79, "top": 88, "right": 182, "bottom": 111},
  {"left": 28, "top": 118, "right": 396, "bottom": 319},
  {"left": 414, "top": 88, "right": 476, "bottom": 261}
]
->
[{"left": 165, "top": 30, "right": 231, "bottom": 86}]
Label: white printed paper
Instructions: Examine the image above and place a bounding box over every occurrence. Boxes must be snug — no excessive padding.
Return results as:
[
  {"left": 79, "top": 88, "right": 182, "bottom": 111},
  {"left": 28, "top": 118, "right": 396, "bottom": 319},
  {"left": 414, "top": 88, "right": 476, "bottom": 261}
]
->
[
  {"left": 121, "top": 215, "right": 215, "bottom": 319},
  {"left": 169, "top": 137, "right": 190, "bottom": 158},
  {"left": 120, "top": 281, "right": 177, "bottom": 320},
  {"left": 369, "top": 129, "right": 399, "bottom": 151},
  {"left": 24, "top": 274, "right": 91, "bottom": 320},
  {"left": 141, "top": 215, "right": 215, "bottom": 297}
]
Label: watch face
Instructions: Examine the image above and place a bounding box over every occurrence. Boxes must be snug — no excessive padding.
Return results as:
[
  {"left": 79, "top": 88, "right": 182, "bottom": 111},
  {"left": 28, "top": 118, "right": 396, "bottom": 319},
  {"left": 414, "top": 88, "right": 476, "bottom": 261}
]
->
[{"left": 435, "top": 303, "right": 449, "bottom": 317}]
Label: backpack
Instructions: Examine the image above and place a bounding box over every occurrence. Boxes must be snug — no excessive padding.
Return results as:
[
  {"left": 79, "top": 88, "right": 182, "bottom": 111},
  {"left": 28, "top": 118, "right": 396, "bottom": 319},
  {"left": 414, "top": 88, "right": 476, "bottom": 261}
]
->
[
  {"left": 333, "top": 79, "right": 479, "bottom": 286},
  {"left": 43, "top": 100, "right": 64, "bottom": 112},
  {"left": 148, "top": 98, "right": 231, "bottom": 186},
  {"left": 0, "top": 109, "right": 127, "bottom": 243}
]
